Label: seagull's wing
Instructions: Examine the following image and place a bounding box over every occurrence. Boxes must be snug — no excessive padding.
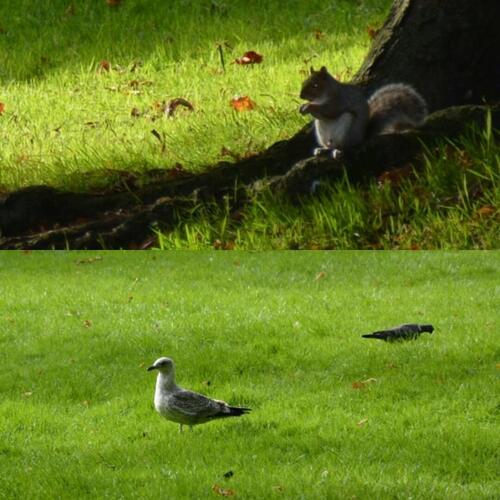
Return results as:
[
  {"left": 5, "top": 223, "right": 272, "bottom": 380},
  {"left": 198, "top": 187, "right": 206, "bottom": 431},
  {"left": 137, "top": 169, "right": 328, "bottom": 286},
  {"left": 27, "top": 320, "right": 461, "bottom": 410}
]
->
[{"left": 169, "top": 390, "right": 227, "bottom": 419}]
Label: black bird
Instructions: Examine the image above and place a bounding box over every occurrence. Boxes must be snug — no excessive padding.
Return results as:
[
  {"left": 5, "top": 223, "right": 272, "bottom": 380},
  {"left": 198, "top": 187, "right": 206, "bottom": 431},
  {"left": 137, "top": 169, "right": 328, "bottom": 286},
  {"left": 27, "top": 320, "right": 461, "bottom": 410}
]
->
[{"left": 362, "top": 323, "right": 434, "bottom": 342}]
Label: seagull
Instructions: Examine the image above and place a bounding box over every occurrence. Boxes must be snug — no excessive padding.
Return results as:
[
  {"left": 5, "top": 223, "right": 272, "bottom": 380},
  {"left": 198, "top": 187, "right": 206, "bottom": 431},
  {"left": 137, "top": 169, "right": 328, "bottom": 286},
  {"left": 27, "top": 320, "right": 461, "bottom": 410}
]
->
[
  {"left": 147, "top": 357, "right": 251, "bottom": 431},
  {"left": 361, "top": 323, "right": 434, "bottom": 342}
]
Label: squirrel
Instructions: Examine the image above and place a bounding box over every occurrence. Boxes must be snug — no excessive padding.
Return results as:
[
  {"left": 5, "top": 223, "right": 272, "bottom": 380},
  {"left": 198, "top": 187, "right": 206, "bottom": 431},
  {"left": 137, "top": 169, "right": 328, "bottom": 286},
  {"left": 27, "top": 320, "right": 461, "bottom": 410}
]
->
[{"left": 299, "top": 66, "right": 428, "bottom": 159}]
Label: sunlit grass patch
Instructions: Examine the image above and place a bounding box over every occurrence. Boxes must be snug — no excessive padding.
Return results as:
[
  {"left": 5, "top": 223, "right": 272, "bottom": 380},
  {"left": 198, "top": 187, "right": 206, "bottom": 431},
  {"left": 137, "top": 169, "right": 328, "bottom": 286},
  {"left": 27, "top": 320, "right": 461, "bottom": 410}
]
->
[
  {"left": 0, "top": 251, "right": 498, "bottom": 498},
  {"left": 0, "top": 0, "right": 389, "bottom": 190}
]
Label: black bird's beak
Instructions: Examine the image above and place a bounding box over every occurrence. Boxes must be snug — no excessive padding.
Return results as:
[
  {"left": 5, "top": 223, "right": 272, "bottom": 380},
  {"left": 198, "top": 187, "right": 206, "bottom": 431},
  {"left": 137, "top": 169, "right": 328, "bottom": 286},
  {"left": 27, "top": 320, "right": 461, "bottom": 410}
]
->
[{"left": 147, "top": 365, "right": 156, "bottom": 372}]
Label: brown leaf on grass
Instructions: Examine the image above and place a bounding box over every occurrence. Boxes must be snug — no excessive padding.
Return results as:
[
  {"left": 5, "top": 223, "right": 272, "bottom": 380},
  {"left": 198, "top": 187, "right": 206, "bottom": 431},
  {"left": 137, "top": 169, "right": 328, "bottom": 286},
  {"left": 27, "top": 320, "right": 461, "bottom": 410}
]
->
[
  {"left": 130, "top": 107, "right": 142, "bottom": 118},
  {"left": 0, "top": 102, "right": 5, "bottom": 115},
  {"left": 97, "top": 60, "right": 111, "bottom": 73},
  {"left": 106, "top": 0, "right": 122, "bottom": 6},
  {"left": 367, "top": 26, "right": 380, "bottom": 39},
  {"left": 83, "top": 319, "right": 93, "bottom": 328},
  {"left": 213, "top": 239, "right": 235, "bottom": 250},
  {"left": 476, "top": 205, "right": 496, "bottom": 217},
  {"left": 314, "top": 30, "right": 325, "bottom": 40},
  {"left": 230, "top": 96, "right": 256, "bottom": 111},
  {"left": 233, "top": 50, "right": 263, "bottom": 65},
  {"left": 352, "top": 378, "right": 377, "bottom": 389},
  {"left": 377, "top": 165, "right": 413, "bottom": 186},
  {"left": 164, "top": 98, "right": 194, "bottom": 117},
  {"left": 212, "top": 484, "right": 235, "bottom": 496},
  {"left": 128, "top": 79, "right": 153, "bottom": 89},
  {"left": 315, "top": 271, "right": 326, "bottom": 281}
]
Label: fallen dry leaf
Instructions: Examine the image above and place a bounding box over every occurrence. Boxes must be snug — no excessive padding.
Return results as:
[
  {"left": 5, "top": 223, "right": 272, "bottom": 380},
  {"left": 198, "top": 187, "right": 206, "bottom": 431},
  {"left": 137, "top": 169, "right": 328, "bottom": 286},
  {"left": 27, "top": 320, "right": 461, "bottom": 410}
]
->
[
  {"left": 164, "top": 97, "right": 194, "bottom": 117},
  {"left": 367, "top": 26, "right": 380, "bottom": 39},
  {"left": 230, "top": 96, "right": 256, "bottom": 111},
  {"left": 23, "top": 391, "right": 33, "bottom": 397},
  {"left": 83, "top": 319, "right": 93, "bottom": 328},
  {"left": 106, "top": 0, "right": 121, "bottom": 6},
  {"left": 314, "top": 30, "right": 325, "bottom": 40},
  {"left": 315, "top": 271, "right": 326, "bottom": 281},
  {"left": 476, "top": 205, "right": 496, "bottom": 217},
  {"left": 377, "top": 165, "right": 413, "bottom": 186},
  {"left": 233, "top": 50, "right": 263, "bottom": 65},
  {"left": 352, "top": 378, "right": 377, "bottom": 389},
  {"left": 212, "top": 484, "right": 235, "bottom": 496},
  {"left": 97, "top": 60, "right": 111, "bottom": 73},
  {"left": 130, "top": 107, "right": 142, "bottom": 118},
  {"left": 0, "top": 102, "right": 5, "bottom": 115},
  {"left": 357, "top": 418, "right": 368, "bottom": 427}
]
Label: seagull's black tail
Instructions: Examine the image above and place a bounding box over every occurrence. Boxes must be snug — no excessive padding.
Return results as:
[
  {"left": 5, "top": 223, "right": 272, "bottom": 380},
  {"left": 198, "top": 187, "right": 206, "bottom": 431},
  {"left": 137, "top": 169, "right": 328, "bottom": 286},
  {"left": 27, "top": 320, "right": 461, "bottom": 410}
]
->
[{"left": 228, "top": 406, "right": 251, "bottom": 417}]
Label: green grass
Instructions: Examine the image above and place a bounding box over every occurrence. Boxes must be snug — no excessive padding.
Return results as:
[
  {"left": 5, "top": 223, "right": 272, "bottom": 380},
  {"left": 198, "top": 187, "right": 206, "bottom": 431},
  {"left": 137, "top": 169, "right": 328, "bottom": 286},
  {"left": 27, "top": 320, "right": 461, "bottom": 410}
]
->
[
  {"left": 156, "top": 124, "right": 500, "bottom": 249},
  {"left": 0, "top": 251, "right": 498, "bottom": 498},
  {"left": 0, "top": 0, "right": 389, "bottom": 191}
]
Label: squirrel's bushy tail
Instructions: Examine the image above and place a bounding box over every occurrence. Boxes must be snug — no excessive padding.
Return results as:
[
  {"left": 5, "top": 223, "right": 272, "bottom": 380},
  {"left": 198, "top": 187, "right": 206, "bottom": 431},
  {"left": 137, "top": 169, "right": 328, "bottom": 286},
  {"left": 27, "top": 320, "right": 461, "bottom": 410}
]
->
[{"left": 367, "top": 83, "right": 428, "bottom": 137}]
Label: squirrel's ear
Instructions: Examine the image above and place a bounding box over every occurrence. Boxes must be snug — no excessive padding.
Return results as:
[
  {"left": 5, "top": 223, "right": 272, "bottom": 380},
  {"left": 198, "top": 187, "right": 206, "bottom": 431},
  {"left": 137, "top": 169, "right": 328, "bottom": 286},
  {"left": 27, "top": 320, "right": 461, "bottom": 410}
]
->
[
  {"left": 309, "top": 66, "right": 315, "bottom": 74},
  {"left": 320, "top": 66, "right": 328, "bottom": 74}
]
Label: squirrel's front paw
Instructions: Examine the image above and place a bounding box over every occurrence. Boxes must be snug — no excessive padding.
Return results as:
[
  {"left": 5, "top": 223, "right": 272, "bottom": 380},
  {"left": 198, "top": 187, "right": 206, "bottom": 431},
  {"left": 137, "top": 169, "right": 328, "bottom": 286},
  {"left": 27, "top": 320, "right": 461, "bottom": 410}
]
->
[
  {"left": 331, "top": 149, "right": 343, "bottom": 160},
  {"left": 313, "top": 147, "right": 326, "bottom": 156},
  {"left": 299, "top": 103, "right": 310, "bottom": 115}
]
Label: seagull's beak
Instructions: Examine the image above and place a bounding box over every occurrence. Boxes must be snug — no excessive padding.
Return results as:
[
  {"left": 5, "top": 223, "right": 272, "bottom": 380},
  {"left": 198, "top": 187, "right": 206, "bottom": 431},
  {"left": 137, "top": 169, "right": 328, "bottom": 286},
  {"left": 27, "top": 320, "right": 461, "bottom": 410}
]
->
[{"left": 147, "top": 365, "right": 157, "bottom": 372}]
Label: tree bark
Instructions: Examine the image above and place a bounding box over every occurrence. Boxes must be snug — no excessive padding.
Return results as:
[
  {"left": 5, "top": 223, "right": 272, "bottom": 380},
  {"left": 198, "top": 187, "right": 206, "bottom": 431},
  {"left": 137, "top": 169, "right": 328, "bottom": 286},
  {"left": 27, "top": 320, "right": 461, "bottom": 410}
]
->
[
  {"left": 1, "top": 0, "right": 498, "bottom": 249},
  {"left": 355, "top": 0, "right": 500, "bottom": 111}
]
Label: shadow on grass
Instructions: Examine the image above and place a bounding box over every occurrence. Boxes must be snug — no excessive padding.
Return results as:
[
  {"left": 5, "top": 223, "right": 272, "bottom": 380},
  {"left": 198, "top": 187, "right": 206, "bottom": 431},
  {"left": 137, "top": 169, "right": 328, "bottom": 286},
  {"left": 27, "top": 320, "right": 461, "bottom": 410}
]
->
[{"left": 0, "top": 0, "right": 386, "bottom": 82}]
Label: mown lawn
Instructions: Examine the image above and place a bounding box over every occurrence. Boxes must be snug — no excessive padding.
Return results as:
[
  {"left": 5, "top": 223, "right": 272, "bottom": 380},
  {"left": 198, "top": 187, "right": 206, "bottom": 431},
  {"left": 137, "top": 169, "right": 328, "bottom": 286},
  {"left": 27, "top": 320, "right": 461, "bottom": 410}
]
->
[{"left": 0, "top": 251, "right": 498, "bottom": 498}]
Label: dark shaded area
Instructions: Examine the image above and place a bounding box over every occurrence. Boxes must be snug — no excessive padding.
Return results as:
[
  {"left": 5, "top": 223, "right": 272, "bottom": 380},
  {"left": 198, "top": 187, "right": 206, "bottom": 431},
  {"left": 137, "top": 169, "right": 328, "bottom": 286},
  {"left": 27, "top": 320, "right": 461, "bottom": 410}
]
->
[
  {"left": 0, "top": 0, "right": 368, "bottom": 83},
  {"left": 355, "top": 0, "right": 500, "bottom": 111},
  {"left": 0, "top": 105, "right": 497, "bottom": 249}
]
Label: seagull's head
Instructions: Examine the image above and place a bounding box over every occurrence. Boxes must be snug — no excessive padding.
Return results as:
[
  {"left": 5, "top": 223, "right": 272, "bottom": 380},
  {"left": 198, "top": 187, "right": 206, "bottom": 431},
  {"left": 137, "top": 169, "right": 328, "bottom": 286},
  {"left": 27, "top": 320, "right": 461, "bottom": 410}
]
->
[{"left": 147, "top": 357, "right": 174, "bottom": 374}]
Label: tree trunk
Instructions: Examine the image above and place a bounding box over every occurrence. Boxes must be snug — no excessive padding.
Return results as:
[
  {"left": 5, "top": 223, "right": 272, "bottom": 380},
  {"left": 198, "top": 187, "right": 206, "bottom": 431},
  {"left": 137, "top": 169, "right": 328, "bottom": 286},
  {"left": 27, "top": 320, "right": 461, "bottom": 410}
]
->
[
  {"left": 355, "top": 0, "right": 500, "bottom": 111},
  {"left": 1, "top": 0, "right": 498, "bottom": 249}
]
